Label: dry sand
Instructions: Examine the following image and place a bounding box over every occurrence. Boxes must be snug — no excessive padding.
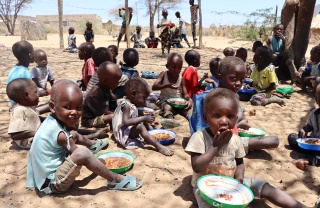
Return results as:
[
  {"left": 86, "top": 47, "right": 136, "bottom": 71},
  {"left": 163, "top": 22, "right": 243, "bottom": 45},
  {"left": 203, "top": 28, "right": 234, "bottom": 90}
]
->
[{"left": 0, "top": 34, "right": 319, "bottom": 208}]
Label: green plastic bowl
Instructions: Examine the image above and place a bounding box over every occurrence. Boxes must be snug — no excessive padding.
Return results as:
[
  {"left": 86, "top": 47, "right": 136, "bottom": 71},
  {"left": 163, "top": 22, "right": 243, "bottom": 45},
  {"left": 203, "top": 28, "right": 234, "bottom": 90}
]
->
[
  {"left": 276, "top": 87, "right": 294, "bottom": 94},
  {"left": 238, "top": 127, "right": 267, "bottom": 138},
  {"left": 201, "top": 81, "right": 208, "bottom": 87},
  {"left": 197, "top": 174, "right": 254, "bottom": 208},
  {"left": 166, "top": 98, "right": 188, "bottom": 109},
  {"left": 97, "top": 151, "right": 134, "bottom": 173}
]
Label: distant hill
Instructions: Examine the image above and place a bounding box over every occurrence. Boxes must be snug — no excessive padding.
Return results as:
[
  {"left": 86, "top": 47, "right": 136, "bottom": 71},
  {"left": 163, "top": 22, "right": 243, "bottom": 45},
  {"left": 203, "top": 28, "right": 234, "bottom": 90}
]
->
[{"left": 314, "top": 4, "right": 320, "bottom": 16}]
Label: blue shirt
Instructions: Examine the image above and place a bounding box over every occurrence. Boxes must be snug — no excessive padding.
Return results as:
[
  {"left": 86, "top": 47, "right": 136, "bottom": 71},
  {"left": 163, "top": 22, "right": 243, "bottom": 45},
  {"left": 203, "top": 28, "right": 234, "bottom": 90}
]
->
[
  {"left": 205, "top": 75, "right": 219, "bottom": 91},
  {"left": 121, "top": 65, "right": 138, "bottom": 77},
  {"left": 26, "top": 115, "right": 71, "bottom": 194},
  {"left": 271, "top": 35, "right": 283, "bottom": 53},
  {"left": 7, "top": 65, "right": 32, "bottom": 106}
]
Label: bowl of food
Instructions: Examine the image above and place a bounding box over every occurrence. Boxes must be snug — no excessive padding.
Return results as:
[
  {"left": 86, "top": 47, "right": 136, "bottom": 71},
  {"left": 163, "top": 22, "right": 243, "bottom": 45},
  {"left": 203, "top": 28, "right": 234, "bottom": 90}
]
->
[
  {"left": 276, "top": 87, "right": 294, "bottom": 94},
  {"left": 97, "top": 151, "right": 134, "bottom": 173},
  {"left": 197, "top": 174, "right": 254, "bottom": 208},
  {"left": 238, "top": 127, "right": 267, "bottom": 138},
  {"left": 166, "top": 98, "right": 188, "bottom": 109},
  {"left": 137, "top": 107, "right": 155, "bottom": 116},
  {"left": 238, "top": 86, "right": 255, "bottom": 94},
  {"left": 297, "top": 138, "right": 320, "bottom": 151},
  {"left": 148, "top": 129, "right": 176, "bottom": 145}
]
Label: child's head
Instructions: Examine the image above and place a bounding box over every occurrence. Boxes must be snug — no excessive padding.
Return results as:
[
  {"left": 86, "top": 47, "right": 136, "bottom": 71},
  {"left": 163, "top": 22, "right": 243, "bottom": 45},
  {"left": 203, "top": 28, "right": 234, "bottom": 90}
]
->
[
  {"left": 107, "top": 45, "right": 119, "bottom": 62},
  {"left": 185, "top": 49, "right": 200, "bottom": 67},
  {"left": 253, "top": 46, "right": 273, "bottom": 66},
  {"left": 92, "top": 47, "right": 113, "bottom": 67},
  {"left": 123, "top": 48, "right": 139, "bottom": 67},
  {"left": 203, "top": 88, "right": 239, "bottom": 134},
  {"left": 12, "top": 40, "right": 34, "bottom": 66},
  {"left": 97, "top": 61, "right": 122, "bottom": 90},
  {"left": 86, "top": 22, "right": 92, "bottom": 29},
  {"left": 34, "top": 49, "right": 48, "bottom": 68},
  {"left": 68, "top": 27, "right": 75, "bottom": 34},
  {"left": 252, "top": 40, "right": 263, "bottom": 52},
  {"left": 136, "top": 25, "right": 141, "bottom": 33},
  {"left": 235, "top": 48, "right": 247, "bottom": 62},
  {"left": 223, "top": 47, "right": 235, "bottom": 57},
  {"left": 219, "top": 56, "right": 247, "bottom": 92},
  {"left": 50, "top": 79, "right": 83, "bottom": 129},
  {"left": 209, "top": 57, "right": 221, "bottom": 78},
  {"left": 78, "top": 42, "right": 95, "bottom": 60},
  {"left": 6, "top": 78, "right": 39, "bottom": 106},
  {"left": 189, "top": 0, "right": 195, "bottom": 6},
  {"left": 310, "top": 46, "right": 320, "bottom": 63},
  {"left": 124, "top": 77, "right": 151, "bottom": 107},
  {"left": 166, "top": 52, "right": 183, "bottom": 78},
  {"left": 273, "top": 24, "right": 284, "bottom": 38},
  {"left": 128, "top": 7, "right": 133, "bottom": 13},
  {"left": 149, "top": 30, "right": 155, "bottom": 38},
  {"left": 175, "top": 11, "right": 181, "bottom": 18},
  {"left": 162, "top": 9, "right": 168, "bottom": 18}
]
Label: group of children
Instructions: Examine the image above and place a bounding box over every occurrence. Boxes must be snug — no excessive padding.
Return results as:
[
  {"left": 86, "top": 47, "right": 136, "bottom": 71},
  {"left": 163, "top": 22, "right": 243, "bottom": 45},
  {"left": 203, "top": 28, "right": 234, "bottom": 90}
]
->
[{"left": 5, "top": 37, "right": 320, "bottom": 207}]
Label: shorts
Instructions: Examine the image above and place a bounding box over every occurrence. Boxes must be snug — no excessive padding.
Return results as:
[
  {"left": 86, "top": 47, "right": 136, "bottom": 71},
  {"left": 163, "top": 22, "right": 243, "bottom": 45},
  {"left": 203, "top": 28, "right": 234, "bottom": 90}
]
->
[
  {"left": 45, "top": 156, "right": 82, "bottom": 194},
  {"left": 240, "top": 137, "right": 249, "bottom": 154},
  {"left": 159, "top": 101, "right": 192, "bottom": 118},
  {"left": 193, "top": 177, "right": 267, "bottom": 207},
  {"left": 119, "top": 27, "right": 126, "bottom": 35},
  {"left": 181, "top": 34, "right": 187, "bottom": 39}
]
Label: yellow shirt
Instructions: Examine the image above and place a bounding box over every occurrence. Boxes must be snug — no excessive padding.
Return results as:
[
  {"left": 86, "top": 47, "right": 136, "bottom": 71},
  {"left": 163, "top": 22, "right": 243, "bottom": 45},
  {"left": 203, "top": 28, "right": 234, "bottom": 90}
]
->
[{"left": 250, "top": 65, "right": 277, "bottom": 98}]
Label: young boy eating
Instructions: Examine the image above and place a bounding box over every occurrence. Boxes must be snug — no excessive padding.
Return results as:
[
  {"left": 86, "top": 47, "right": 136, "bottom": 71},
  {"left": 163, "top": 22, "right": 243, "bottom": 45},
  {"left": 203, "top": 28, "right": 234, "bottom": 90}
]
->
[{"left": 26, "top": 79, "right": 142, "bottom": 194}]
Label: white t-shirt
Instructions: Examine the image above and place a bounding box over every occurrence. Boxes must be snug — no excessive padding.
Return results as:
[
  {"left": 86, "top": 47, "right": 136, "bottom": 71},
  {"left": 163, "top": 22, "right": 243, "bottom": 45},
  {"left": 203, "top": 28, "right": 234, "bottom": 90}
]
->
[
  {"left": 178, "top": 17, "right": 186, "bottom": 34},
  {"left": 31, "top": 66, "right": 54, "bottom": 90},
  {"left": 160, "top": 18, "right": 172, "bottom": 33}
]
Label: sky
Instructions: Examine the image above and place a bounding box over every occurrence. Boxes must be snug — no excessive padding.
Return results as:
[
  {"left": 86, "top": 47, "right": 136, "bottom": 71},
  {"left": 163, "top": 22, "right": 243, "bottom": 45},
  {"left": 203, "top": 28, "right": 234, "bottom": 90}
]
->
[{"left": 20, "top": 0, "right": 320, "bottom": 27}]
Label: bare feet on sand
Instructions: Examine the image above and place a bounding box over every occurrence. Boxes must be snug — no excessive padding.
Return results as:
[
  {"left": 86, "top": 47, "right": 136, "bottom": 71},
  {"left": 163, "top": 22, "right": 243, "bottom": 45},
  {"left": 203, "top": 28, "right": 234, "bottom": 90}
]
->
[
  {"left": 158, "top": 145, "right": 174, "bottom": 156},
  {"left": 293, "top": 159, "right": 309, "bottom": 171}
]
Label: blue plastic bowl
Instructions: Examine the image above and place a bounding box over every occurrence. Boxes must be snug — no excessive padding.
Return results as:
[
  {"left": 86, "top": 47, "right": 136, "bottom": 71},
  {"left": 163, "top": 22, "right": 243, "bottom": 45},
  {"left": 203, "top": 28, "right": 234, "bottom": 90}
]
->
[
  {"left": 238, "top": 87, "right": 255, "bottom": 94},
  {"left": 297, "top": 138, "right": 320, "bottom": 151},
  {"left": 148, "top": 129, "right": 176, "bottom": 145}
]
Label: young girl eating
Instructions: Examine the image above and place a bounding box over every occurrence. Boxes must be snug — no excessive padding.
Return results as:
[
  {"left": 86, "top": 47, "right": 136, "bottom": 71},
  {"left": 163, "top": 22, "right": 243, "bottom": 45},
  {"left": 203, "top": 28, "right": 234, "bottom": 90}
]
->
[{"left": 112, "top": 77, "right": 174, "bottom": 156}]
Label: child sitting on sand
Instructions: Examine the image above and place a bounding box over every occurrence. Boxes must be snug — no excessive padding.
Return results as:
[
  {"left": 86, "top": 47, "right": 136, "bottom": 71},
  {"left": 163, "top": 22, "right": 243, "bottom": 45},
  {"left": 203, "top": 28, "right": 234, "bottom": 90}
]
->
[
  {"left": 205, "top": 57, "right": 221, "bottom": 91},
  {"left": 185, "top": 88, "right": 310, "bottom": 208},
  {"left": 182, "top": 50, "right": 207, "bottom": 98},
  {"left": 252, "top": 40, "right": 263, "bottom": 53},
  {"left": 26, "top": 79, "right": 142, "bottom": 194},
  {"left": 64, "top": 27, "right": 77, "bottom": 52},
  {"left": 121, "top": 48, "right": 139, "bottom": 78},
  {"left": 82, "top": 61, "right": 122, "bottom": 128},
  {"left": 250, "top": 46, "right": 285, "bottom": 106},
  {"left": 130, "top": 25, "right": 145, "bottom": 48},
  {"left": 7, "top": 41, "right": 34, "bottom": 106},
  {"left": 112, "top": 78, "right": 174, "bottom": 156},
  {"left": 31, "top": 49, "right": 55, "bottom": 95},
  {"left": 78, "top": 42, "right": 96, "bottom": 91},
  {"left": 171, "top": 28, "right": 183, "bottom": 48},
  {"left": 235, "top": 47, "right": 247, "bottom": 63},
  {"left": 108, "top": 45, "right": 123, "bottom": 66},
  {"left": 145, "top": 30, "right": 160, "bottom": 48},
  {"left": 223, "top": 47, "right": 235, "bottom": 57},
  {"left": 152, "top": 52, "right": 193, "bottom": 119}
]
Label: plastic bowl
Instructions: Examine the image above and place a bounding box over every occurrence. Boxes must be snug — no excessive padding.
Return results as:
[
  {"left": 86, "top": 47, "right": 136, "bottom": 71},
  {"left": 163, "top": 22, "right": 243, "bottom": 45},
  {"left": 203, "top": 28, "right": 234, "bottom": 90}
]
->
[
  {"left": 297, "top": 138, "right": 320, "bottom": 151},
  {"left": 197, "top": 174, "right": 254, "bottom": 208},
  {"left": 276, "top": 87, "right": 294, "bottom": 94},
  {"left": 201, "top": 81, "right": 208, "bottom": 87},
  {"left": 137, "top": 107, "right": 155, "bottom": 116},
  {"left": 97, "top": 151, "right": 134, "bottom": 173},
  {"left": 166, "top": 98, "right": 188, "bottom": 109},
  {"left": 244, "top": 78, "right": 253, "bottom": 85},
  {"left": 148, "top": 129, "right": 176, "bottom": 145},
  {"left": 238, "top": 87, "right": 255, "bottom": 94},
  {"left": 238, "top": 127, "right": 267, "bottom": 138}
]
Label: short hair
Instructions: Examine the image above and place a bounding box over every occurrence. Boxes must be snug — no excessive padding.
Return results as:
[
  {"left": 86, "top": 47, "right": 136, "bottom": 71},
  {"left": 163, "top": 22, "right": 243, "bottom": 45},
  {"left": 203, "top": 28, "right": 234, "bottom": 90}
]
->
[
  {"left": 68, "top": 27, "right": 75, "bottom": 34},
  {"left": 185, "top": 50, "right": 200, "bottom": 65},
  {"left": 12, "top": 41, "right": 33, "bottom": 61},
  {"left": 168, "top": 52, "right": 183, "bottom": 63},
  {"left": 236, "top": 47, "right": 247, "bottom": 55},
  {"left": 136, "top": 25, "right": 141, "bottom": 29},
  {"left": 274, "top": 23, "right": 283, "bottom": 30},
  {"left": 162, "top": 9, "right": 168, "bottom": 14},
  {"left": 124, "top": 77, "right": 150, "bottom": 95},
  {"left": 223, "top": 47, "right": 234, "bottom": 56},
  {"left": 6, "top": 78, "right": 34, "bottom": 102},
  {"left": 123, "top": 48, "right": 139, "bottom": 65},
  {"left": 209, "top": 57, "right": 221, "bottom": 70},
  {"left": 51, "top": 79, "right": 80, "bottom": 102},
  {"left": 253, "top": 40, "right": 263, "bottom": 47},
  {"left": 204, "top": 88, "right": 239, "bottom": 113},
  {"left": 311, "top": 45, "right": 320, "bottom": 55},
  {"left": 219, "top": 56, "right": 245, "bottom": 75},
  {"left": 34, "top": 49, "right": 46, "bottom": 59},
  {"left": 256, "top": 46, "right": 273, "bottom": 64},
  {"left": 86, "top": 22, "right": 92, "bottom": 25},
  {"left": 80, "top": 42, "right": 95, "bottom": 54},
  {"left": 92, "top": 47, "right": 113, "bottom": 67},
  {"left": 175, "top": 11, "right": 180, "bottom": 16},
  {"left": 108, "top": 45, "right": 118, "bottom": 54}
]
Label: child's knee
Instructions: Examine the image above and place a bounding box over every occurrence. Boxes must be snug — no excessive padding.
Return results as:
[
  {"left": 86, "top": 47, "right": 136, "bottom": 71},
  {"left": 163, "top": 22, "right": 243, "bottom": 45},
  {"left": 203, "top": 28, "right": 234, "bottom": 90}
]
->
[{"left": 71, "top": 146, "right": 93, "bottom": 162}]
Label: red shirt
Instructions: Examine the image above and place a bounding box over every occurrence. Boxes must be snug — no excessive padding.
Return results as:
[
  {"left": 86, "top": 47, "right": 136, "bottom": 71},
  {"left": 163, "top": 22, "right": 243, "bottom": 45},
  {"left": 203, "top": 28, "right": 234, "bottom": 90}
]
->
[
  {"left": 182, "top": 66, "right": 200, "bottom": 98},
  {"left": 82, "top": 58, "right": 96, "bottom": 90}
]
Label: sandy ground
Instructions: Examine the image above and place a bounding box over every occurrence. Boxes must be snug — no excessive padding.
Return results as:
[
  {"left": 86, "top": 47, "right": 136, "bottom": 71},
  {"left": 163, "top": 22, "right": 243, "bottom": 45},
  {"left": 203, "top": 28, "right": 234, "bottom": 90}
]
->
[{"left": 0, "top": 34, "right": 319, "bottom": 208}]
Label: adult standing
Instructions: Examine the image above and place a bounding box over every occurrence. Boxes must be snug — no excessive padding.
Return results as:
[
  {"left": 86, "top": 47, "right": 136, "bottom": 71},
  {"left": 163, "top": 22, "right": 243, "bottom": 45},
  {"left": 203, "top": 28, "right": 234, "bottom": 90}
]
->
[
  {"left": 175, "top": 11, "right": 191, "bottom": 48},
  {"left": 117, "top": 7, "right": 133, "bottom": 48}
]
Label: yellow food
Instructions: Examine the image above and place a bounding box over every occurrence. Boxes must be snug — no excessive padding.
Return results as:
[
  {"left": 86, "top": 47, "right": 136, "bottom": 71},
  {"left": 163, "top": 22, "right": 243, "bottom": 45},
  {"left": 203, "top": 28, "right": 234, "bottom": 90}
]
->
[
  {"left": 238, "top": 129, "right": 256, "bottom": 134},
  {"left": 304, "top": 139, "right": 320, "bottom": 145},
  {"left": 171, "top": 100, "right": 187, "bottom": 105},
  {"left": 104, "top": 157, "right": 131, "bottom": 169},
  {"left": 152, "top": 133, "right": 172, "bottom": 141},
  {"left": 143, "top": 110, "right": 152, "bottom": 114}
]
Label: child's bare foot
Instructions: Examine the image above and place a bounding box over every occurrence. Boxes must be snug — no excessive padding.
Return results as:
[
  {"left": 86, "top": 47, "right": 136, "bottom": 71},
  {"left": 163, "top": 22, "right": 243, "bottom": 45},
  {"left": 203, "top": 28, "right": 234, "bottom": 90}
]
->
[
  {"left": 158, "top": 145, "right": 174, "bottom": 156},
  {"left": 293, "top": 159, "right": 309, "bottom": 171},
  {"left": 94, "top": 127, "right": 110, "bottom": 138}
]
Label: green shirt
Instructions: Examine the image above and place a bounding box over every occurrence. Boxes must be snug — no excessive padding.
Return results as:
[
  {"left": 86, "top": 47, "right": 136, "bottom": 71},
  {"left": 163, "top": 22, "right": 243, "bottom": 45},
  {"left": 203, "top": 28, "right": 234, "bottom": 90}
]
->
[{"left": 121, "top": 13, "right": 133, "bottom": 28}]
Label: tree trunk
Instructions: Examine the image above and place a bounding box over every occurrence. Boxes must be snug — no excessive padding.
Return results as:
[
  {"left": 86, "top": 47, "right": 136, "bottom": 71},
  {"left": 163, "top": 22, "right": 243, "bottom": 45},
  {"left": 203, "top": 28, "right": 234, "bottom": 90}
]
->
[
  {"left": 281, "top": 0, "right": 316, "bottom": 82},
  {"left": 58, "top": 0, "right": 64, "bottom": 49},
  {"left": 150, "top": 13, "right": 154, "bottom": 32},
  {"left": 125, "top": 0, "right": 130, "bottom": 48},
  {"left": 198, "top": 0, "right": 202, "bottom": 48}
]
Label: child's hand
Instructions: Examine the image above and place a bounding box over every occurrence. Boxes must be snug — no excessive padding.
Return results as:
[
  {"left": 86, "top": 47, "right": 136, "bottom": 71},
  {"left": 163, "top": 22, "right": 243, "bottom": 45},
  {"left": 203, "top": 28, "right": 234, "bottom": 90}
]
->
[
  {"left": 156, "top": 24, "right": 160, "bottom": 28},
  {"left": 298, "top": 129, "right": 306, "bottom": 138},
  {"left": 186, "top": 99, "right": 193, "bottom": 109},
  {"left": 144, "top": 115, "right": 155, "bottom": 124},
  {"left": 212, "top": 129, "right": 233, "bottom": 149},
  {"left": 168, "top": 83, "right": 179, "bottom": 89},
  {"left": 205, "top": 78, "right": 214, "bottom": 83},
  {"left": 236, "top": 176, "right": 244, "bottom": 184}
]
